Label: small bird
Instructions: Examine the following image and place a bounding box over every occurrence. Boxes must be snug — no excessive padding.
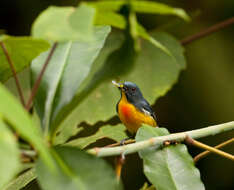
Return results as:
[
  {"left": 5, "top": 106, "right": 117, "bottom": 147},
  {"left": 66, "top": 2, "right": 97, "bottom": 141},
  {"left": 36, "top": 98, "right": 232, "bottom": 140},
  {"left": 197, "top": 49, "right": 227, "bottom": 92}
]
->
[{"left": 112, "top": 81, "right": 157, "bottom": 134}]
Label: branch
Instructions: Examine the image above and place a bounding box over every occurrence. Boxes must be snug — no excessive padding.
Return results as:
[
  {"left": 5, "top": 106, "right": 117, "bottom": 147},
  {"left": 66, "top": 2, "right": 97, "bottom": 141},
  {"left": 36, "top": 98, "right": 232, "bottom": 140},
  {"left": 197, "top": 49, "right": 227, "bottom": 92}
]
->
[
  {"left": 87, "top": 121, "right": 234, "bottom": 157},
  {"left": 0, "top": 42, "right": 25, "bottom": 106},
  {"left": 25, "top": 42, "right": 58, "bottom": 111},
  {"left": 185, "top": 136, "right": 234, "bottom": 161},
  {"left": 194, "top": 138, "right": 234, "bottom": 162},
  {"left": 181, "top": 17, "right": 234, "bottom": 45}
]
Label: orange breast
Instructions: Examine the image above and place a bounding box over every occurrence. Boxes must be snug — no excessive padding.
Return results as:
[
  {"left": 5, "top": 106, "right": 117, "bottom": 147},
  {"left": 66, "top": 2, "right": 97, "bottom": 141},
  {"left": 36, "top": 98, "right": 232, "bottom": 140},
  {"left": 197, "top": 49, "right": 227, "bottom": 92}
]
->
[{"left": 118, "top": 92, "right": 156, "bottom": 133}]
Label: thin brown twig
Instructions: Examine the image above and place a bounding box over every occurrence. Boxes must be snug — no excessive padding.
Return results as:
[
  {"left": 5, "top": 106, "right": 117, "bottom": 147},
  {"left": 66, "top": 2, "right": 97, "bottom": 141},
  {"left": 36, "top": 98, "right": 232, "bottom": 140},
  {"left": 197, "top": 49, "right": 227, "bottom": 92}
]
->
[
  {"left": 0, "top": 42, "right": 25, "bottom": 106},
  {"left": 185, "top": 136, "right": 234, "bottom": 162},
  {"left": 194, "top": 138, "right": 234, "bottom": 163},
  {"left": 105, "top": 139, "right": 135, "bottom": 148},
  {"left": 181, "top": 17, "right": 234, "bottom": 45},
  {"left": 25, "top": 42, "right": 58, "bottom": 111}
]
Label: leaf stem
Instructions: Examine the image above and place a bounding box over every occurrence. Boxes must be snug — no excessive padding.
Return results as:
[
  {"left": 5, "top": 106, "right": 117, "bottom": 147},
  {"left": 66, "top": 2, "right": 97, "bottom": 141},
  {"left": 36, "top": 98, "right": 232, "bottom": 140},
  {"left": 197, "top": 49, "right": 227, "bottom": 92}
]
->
[
  {"left": 25, "top": 42, "right": 58, "bottom": 111},
  {"left": 115, "top": 154, "right": 125, "bottom": 181},
  {"left": 181, "top": 17, "right": 234, "bottom": 45},
  {"left": 0, "top": 42, "right": 26, "bottom": 106},
  {"left": 193, "top": 138, "right": 234, "bottom": 162},
  {"left": 87, "top": 121, "right": 234, "bottom": 157}
]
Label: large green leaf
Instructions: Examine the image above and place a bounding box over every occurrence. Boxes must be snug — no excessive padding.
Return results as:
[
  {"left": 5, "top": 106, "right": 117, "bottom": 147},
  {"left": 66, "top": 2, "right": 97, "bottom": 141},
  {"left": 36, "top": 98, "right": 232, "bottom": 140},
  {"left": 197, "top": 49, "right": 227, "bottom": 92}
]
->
[
  {"left": 0, "top": 84, "right": 54, "bottom": 168},
  {"left": 3, "top": 168, "right": 36, "bottom": 190},
  {"left": 136, "top": 126, "right": 205, "bottom": 190},
  {"left": 0, "top": 36, "right": 50, "bottom": 82},
  {"left": 0, "top": 120, "right": 20, "bottom": 188},
  {"left": 64, "top": 124, "right": 128, "bottom": 148},
  {"left": 55, "top": 31, "right": 185, "bottom": 144},
  {"left": 36, "top": 147, "right": 122, "bottom": 190},
  {"left": 88, "top": 0, "right": 190, "bottom": 21},
  {"left": 54, "top": 31, "right": 135, "bottom": 144},
  {"left": 32, "top": 4, "right": 95, "bottom": 42},
  {"left": 69, "top": 4, "right": 95, "bottom": 37},
  {"left": 31, "top": 26, "right": 110, "bottom": 137}
]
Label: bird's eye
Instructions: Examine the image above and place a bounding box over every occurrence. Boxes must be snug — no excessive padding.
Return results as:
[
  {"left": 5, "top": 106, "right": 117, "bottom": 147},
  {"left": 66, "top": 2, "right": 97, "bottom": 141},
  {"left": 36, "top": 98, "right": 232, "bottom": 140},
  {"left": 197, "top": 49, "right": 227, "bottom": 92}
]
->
[
  {"left": 123, "top": 86, "right": 128, "bottom": 91},
  {"left": 132, "top": 88, "right": 136, "bottom": 91}
]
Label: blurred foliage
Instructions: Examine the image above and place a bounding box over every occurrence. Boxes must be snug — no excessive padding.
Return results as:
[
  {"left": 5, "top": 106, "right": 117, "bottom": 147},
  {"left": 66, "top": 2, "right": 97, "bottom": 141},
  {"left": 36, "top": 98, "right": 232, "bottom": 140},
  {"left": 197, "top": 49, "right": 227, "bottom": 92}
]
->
[
  {"left": 0, "top": 0, "right": 234, "bottom": 190},
  {"left": 36, "top": 147, "right": 122, "bottom": 190},
  {"left": 0, "top": 120, "right": 20, "bottom": 189}
]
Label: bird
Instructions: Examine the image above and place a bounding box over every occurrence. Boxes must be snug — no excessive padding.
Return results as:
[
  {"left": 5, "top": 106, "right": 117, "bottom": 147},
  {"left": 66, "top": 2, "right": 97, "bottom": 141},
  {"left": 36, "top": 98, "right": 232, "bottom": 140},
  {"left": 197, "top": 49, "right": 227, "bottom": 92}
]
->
[{"left": 112, "top": 81, "right": 157, "bottom": 134}]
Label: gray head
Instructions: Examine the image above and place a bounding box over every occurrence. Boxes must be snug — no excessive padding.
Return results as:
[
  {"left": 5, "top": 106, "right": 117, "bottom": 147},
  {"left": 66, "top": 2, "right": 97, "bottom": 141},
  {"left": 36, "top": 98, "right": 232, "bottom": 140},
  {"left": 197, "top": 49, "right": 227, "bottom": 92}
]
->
[{"left": 112, "top": 81, "right": 144, "bottom": 104}]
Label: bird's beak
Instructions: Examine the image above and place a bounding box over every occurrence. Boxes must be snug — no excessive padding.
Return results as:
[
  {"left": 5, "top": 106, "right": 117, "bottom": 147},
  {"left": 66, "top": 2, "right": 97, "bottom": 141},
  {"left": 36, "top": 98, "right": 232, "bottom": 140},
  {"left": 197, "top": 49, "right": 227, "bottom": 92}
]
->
[{"left": 112, "top": 80, "right": 123, "bottom": 89}]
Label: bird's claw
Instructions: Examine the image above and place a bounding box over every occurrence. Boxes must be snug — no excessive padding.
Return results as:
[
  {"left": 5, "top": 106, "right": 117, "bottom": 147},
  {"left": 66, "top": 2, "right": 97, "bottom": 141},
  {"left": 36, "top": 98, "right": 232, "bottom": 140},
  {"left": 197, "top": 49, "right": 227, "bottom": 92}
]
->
[{"left": 120, "top": 138, "right": 131, "bottom": 146}]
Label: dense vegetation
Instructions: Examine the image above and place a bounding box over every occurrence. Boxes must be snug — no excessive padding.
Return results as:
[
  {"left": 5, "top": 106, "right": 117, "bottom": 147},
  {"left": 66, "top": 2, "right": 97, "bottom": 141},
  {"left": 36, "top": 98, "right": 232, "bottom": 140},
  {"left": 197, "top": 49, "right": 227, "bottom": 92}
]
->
[{"left": 0, "top": 1, "right": 233, "bottom": 190}]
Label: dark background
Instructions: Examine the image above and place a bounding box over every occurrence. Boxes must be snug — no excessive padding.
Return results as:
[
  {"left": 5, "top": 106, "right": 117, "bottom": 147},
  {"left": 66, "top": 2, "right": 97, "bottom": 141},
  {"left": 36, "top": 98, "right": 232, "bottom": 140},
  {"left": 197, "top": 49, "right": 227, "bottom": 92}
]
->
[{"left": 1, "top": 0, "right": 234, "bottom": 189}]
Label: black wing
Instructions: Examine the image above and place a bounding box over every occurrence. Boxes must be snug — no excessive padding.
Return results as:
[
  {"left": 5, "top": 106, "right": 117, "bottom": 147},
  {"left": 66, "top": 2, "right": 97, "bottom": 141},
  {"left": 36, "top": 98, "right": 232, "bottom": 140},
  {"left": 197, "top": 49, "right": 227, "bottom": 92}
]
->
[{"left": 134, "top": 99, "right": 157, "bottom": 121}]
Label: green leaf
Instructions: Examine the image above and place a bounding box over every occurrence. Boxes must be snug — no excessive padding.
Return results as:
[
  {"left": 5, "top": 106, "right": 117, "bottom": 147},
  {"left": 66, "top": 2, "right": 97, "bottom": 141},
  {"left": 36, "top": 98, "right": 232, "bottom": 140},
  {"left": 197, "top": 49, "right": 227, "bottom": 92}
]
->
[
  {"left": 55, "top": 31, "right": 185, "bottom": 144},
  {"left": 130, "top": 0, "right": 190, "bottom": 22},
  {"left": 139, "top": 182, "right": 156, "bottom": 190},
  {"left": 64, "top": 124, "right": 128, "bottom": 148},
  {"left": 129, "top": 12, "right": 141, "bottom": 51},
  {"left": 31, "top": 26, "right": 110, "bottom": 137},
  {"left": 32, "top": 4, "right": 96, "bottom": 42},
  {"left": 88, "top": 0, "right": 190, "bottom": 21},
  {"left": 95, "top": 11, "right": 126, "bottom": 29},
  {"left": 3, "top": 168, "right": 36, "bottom": 190},
  {"left": 0, "top": 36, "right": 50, "bottom": 82},
  {"left": 36, "top": 147, "right": 122, "bottom": 190},
  {"left": 136, "top": 126, "right": 205, "bottom": 190},
  {"left": 0, "top": 120, "right": 20, "bottom": 188},
  {"left": 0, "top": 84, "right": 54, "bottom": 168},
  {"left": 136, "top": 23, "right": 171, "bottom": 56},
  {"left": 88, "top": 1, "right": 125, "bottom": 12},
  {"left": 54, "top": 32, "right": 136, "bottom": 144},
  {"left": 69, "top": 4, "right": 95, "bottom": 37}
]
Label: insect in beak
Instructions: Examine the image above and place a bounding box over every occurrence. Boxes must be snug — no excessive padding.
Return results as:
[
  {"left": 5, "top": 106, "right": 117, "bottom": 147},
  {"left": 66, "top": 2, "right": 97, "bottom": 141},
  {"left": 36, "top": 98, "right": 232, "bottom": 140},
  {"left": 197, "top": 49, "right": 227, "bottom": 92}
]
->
[{"left": 112, "top": 80, "right": 124, "bottom": 89}]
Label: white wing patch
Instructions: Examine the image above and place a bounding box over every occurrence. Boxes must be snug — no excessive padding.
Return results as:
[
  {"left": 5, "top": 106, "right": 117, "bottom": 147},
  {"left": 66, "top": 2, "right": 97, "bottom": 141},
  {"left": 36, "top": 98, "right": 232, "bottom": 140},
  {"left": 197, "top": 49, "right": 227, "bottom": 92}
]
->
[{"left": 142, "top": 108, "right": 151, "bottom": 116}]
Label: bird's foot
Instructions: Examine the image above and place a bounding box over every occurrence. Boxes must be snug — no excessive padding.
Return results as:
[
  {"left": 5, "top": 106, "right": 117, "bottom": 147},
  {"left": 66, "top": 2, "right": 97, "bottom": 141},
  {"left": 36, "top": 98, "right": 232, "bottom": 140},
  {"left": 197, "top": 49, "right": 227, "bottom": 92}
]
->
[{"left": 120, "top": 138, "right": 131, "bottom": 146}]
